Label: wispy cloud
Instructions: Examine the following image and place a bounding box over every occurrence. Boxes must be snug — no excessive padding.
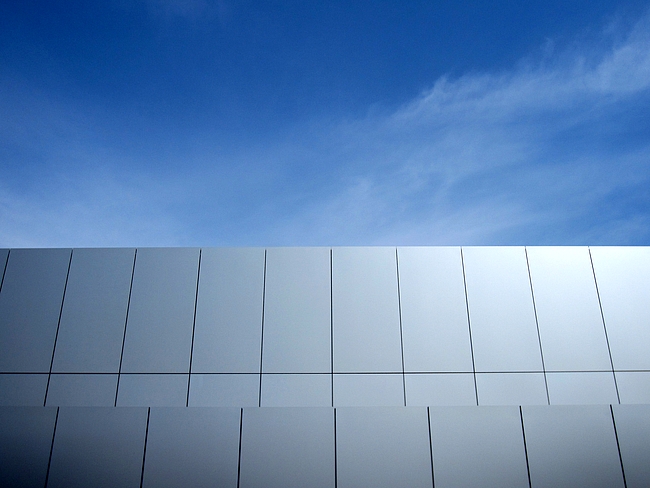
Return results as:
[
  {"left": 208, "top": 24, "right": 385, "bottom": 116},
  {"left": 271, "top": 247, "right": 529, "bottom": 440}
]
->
[{"left": 1, "top": 11, "right": 650, "bottom": 247}]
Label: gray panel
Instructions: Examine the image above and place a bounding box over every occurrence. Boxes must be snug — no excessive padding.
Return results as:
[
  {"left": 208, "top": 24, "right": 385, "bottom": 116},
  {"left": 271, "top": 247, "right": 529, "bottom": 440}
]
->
[
  {"left": 52, "top": 248, "right": 134, "bottom": 373},
  {"left": 546, "top": 372, "right": 618, "bottom": 405},
  {"left": 430, "top": 406, "right": 529, "bottom": 488},
  {"left": 48, "top": 407, "right": 148, "bottom": 488},
  {"left": 526, "top": 247, "right": 612, "bottom": 371},
  {"left": 334, "top": 374, "right": 404, "bottom": 407},
  {"left": 612, "top": 404, "right": 650, "bottom": 488},
  {"left": 332, "top": 247, "right": 402, "bottom": 373},
  {"left": 405, "top": 373, "right": 476, "bottom": 406},
  {"left": 45, "top": 374, "right": 117, "bottom": 407},
  {"left": 462, "top": 247, "right": 543, "bottom": 372},
  {"left": 0, "top": 374, "right": 48, "bottom": 406},
  {"left": 336, "top": 407, "right": 432, "bottom": 488},
  {"left": 616, "top": 372, "right": 650, "bottom": 404},
  {"left": 0, "top": 406, "right": 57, "bottom": 488},
  {"left": 261, "top": 374, "right": 331, "bottom": 407},
  {"left": 143, "top": 407, "right": 240, "bottom": 488},
  {"left": 0, "top": 249, "right": 8, "bottom": 278},
  {"left": 188, "top": 374, "right": 259, "bottom": 407},
  {"left": 116, "top": 374, "right": 187, "bottom": 406},
  {"left": 239, "top": 407, "right": 335, "bottom": 488},
  {"left": 398, "top": 247, "right": 473, "bottom": 373},
  {"left": 476, "top": 373, "right": 548, "bottom": 406},
  {"left": 262, "top": 247, "right": 331, "bottom": 373},
  {"left": 0, "top": 249, "right": 71, "bottom": 372},
  {"left": 522, "top": 405, "right": 624, "bottom": 488},
  {"left": 590, "top": 247, "right": 650, "bottom": 370},
  {"left": 121, "top": 248, "right": 199, "bottom": 373},
  {"left": 192, "top": 248, "right": 265, "bottom": 373}
]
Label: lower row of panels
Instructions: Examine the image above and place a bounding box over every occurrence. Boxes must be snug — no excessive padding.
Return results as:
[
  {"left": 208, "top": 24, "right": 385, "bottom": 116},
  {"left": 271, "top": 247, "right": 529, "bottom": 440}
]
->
[
  {"left": 2, "top": 404, "right": 648, "bottom": 488},
  {"left": 2, "top": 371, "right": 650, "bottom": 407}
]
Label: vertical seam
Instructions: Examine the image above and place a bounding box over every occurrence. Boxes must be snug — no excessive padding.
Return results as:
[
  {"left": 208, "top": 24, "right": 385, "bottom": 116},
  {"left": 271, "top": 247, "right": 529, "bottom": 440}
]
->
[
  {"left": 330, "top": 249, "right": 334, "bottom": 407},
  {"left": 590, "top": 247, "right": 621, "bottom": 404},
  {"left": 520, "top": 406, "right": 532, "bottom": 488},
  {"left": 186, "top": 249, "right": 202, "bottom": 407},
  {"left": 525, "top": 247, "right": 550, "bottom": 405},
  {"left": 43, "top": 406, "right": 59, "bottom": 488},
  {"left": 395, "top": 248, "right": 406, "bottom": 406},
  {"left": 115, "top": 249, "right": 137, "bottom": 407},
  {"left": 0, "top": 249, "right": 9, "bottom": 294},
  {"left": 460, "top": 247, "right": 479, "bottom": 405},
  {"left": 140, "top": 407, "right": 151, "bottom": 488},
  {"left": 44, "top": 249, "right": 73, "bottom": 406},
  {"left": 258, "top": 250, "right": 267, "bottom": 407},
  {"left": 610, "top": 404, "right": 628, "bottom": 488},
  {"left": 427, "top": 407, "right": 435, "bottom": 488},
  {"left": 237, "top": 408, "right": 244, "bottom": 488},
  {"left": 334, "top": 408, "right": 338, "bottom": 488}
]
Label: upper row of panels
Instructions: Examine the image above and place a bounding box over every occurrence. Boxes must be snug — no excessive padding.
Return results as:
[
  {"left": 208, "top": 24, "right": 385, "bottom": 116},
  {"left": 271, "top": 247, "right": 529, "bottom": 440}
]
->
[{"left": 0, "top": 247, "right": 648, "bottom": 374}]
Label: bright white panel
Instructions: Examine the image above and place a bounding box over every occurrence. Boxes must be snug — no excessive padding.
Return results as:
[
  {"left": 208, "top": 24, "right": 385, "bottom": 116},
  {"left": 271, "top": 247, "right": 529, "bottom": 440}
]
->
[
  {"left": 616, "top": 372, "right": 650, "bottom": 404},
  {"left": 527, "top": 246, "right": 612, "bottom": 371},
  {"left": 332, "top": 247, "right": 402, "bottom": 373},
  {"left": 476, "top": 373, "right": 548, "bottom": 406},
  {"left": 405, "top": 373, "right": 476, "bottom": 406},
  {"left": 590, "top": 247, "right": 650, "bottom": 370},
  {"left": 334, "top": 374, "right": 404, "bottom": 407},
  {"left": 462, "top": 247, "right": 543, "bottom": 372},
  {"left": 398, "top": 247, "right": 473, "bottom": 373},
  {"left": 546, "top": 372, "right": 618, "bottom": 405}
]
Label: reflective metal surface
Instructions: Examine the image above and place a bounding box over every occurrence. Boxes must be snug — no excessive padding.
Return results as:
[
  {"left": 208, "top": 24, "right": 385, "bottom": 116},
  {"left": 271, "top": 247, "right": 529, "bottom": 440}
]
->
[
  {"left": 476, "top": 372, "right": 548, "bottom": 405},
  {"left": 612, "top": 404, "right": 650, "bottom": 488},
  {"left": 260, "top": 373, "right": 331, "bottom": 407},
  {"left": 188, "top": 374, "right": 260, "bottom": 407},
  {"left": 333, "top": 374, "right": 404, "bottom": 407},
  {"left": 46, "top": 374, "right": 118, "bottom": 407},
  {"left": 405, "top": 373, "right": 477, "bottom": 406},
  {"left": 546, "top": 372, "right": 618, "bottom": 405},
  {"left": 116, "top": 374, "right": 188, "bottom": 407}
]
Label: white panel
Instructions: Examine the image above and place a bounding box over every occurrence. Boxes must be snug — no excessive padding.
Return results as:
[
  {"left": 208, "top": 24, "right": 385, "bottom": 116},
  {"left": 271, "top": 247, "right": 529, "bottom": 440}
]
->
[
  {"left": 590, "top": 247, "right": 650, "bottom": 370},
  {"left": 261, "top": 374, "right": 331, "bottom": 407},
  {"left": 476, "top": 373, "right": 548, "bottom": 406},
  {"left": 332, "top": 247, "right": 402, "bottom": 373},
  {"left": 262, "top": 247, "right": 331, "bottom": 373},
  {"left": 334, "top": 374, "right": 404, "bottom": 407},
  {"left": 336, "top": 407, "right": 432, "bottom": 488},
  {"left": 188, "top": 374, "right": 259, "bottom": 407},
  {"left": 192, "top": 248, "right": 264, "bottom": 373},
  {"left": 430, "top": 406, "right": 529, "bottom": 488},
  {"left": 462, "top": 247, "right": 543, "bottom": 372},
  {"left": 546, "top": 372, "right": 618, "bottom": 405},
  {"left": 398, "top": 247, "right": 474, "bottom": 373},
  {"left": 526, "top": 246, "right": 612, "bottom": 371},
  {"left": 616, "top": 372, "right": 650, "bottom": 404},
  {"left": 405, "top": 373, "right": 476, "bottom": 406}
]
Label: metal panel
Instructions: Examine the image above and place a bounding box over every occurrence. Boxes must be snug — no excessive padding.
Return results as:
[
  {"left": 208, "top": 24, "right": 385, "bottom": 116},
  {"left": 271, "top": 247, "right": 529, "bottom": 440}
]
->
[
  {"left": 612, "top": 404, "right": 650, "bottom": 488},
  {"left": 336, "top": 407, "right": 432, "bottom": 488},
  {"left": 476, "top": 373, "right": 548, "bottom": 406},
  {"left": 142, "top": 407, "right": 240, "bottom": 488},
  {"left": 429, "top": 406, "right": 529, "bottom": 487},
  {"left": 0, "top": 406, "right": 57, "bottom": 488},
  {"left": 0, "top": 249, "right": 8, "bottom": 279},
  {"left": 45, "top": 374, "right": 118, "bottom": 407},
  {"left": 522, "top": 405, "right": 625, "bottom": 488},
  {"left": 0, "top": 249, "right": 71, "bottom": 372},
  {"left": 334, "top": 374, "right": 404, "bottom": 407},
  {"left": 332, "top": 247, "right": 402, "bottom": 373},
  {"left": 405, "top": 373, "right": 477, "bottom": 406},
  {"left": 526, "top": 247, "right": 612, "bottom": 371},
  {"left": 616, "top": 372, "right": 650, "bottom": 404},
  {"left": 262, "top": 247, "right": 331, "bottom": 373},
  {"left": 398, "top": 247, "right": 474, "bottom": 373},
  {"left": 52, "top": 248, "right": 134, "bottom": 373},
  {"left": 0, "top": 374, "right": 48, "bottom": 406},
  {"left": 261, "top": 374, "right": 331, "bottom": 407},
  {"left": 546, "top": 372, "right": 618, "bottom": 405},
  {"left": 121, "top": 248, "right": 199, "bottom": 373},
  {"left": 590, "top": 247, "right": 650, "bottom": 370},
  {"left": 116, "top": 374, "right": 187, "bottom": 407},
  {"left": 47, "top": 407, "right": 148, "bottom": 488},
  {"left": 188, "top": 374, "right": 259, "bottom": 407},
  {"left": 239, "top": 407, "right": 335, "bottom": 488},
  {"left": 191, "top": 248, "right": 265, "bottom": 373},
  {"left": 462, "top": 247, "right": 543, "bottom": 372}
]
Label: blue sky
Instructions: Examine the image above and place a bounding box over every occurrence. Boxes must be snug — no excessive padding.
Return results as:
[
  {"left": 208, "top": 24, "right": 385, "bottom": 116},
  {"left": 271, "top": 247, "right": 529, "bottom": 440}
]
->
[{"left": 1, "top": 0, "right": 650, "bottom": 246}]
